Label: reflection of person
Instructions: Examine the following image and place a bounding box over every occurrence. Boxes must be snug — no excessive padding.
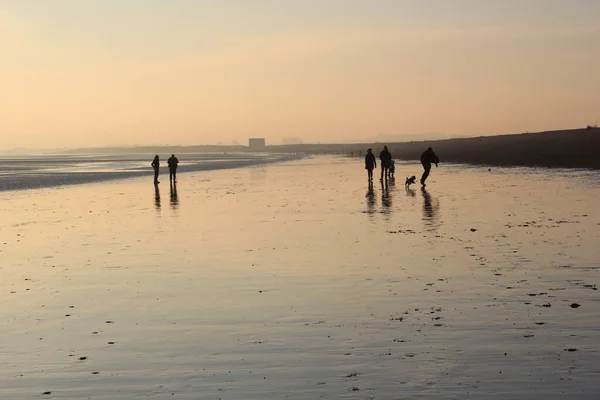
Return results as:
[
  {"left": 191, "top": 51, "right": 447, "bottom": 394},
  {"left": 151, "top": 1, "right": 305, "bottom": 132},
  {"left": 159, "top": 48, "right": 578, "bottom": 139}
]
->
[
  {"left": 422, "top": 187, "right": 432, "bottom": 219},
  {"left": 154, "top": 182, "right": 161, "bottom": 209},
  {"left": 151, "top": 155, "right": 160, "bottom": 184},
  {"left": 379, "top": 146, "right": 392, "bottom": 181},
  {"left": 365, "top": 184, "right": 375, "bottom": 215},
  {"left": 381, "top": 178, "right": 392, "bottom": 210},
  {"left": 364, "top": 148, "right": 376, "bottom": 181},
  {"left": 168, "top": 154, "right": 179, "bottom": 183},
  {"left": 170, "top": 181, "right": 179, "bottom": 208},
  {"left": 420, "top": 147, "right": 439, "bottom": 187}
]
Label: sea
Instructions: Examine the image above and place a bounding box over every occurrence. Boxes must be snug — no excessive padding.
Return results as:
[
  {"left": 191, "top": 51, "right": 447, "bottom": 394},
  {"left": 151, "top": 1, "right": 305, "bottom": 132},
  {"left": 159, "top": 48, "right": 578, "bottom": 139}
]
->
[{"left": 0, "top": 152, "right": 301, "bottom": 192}]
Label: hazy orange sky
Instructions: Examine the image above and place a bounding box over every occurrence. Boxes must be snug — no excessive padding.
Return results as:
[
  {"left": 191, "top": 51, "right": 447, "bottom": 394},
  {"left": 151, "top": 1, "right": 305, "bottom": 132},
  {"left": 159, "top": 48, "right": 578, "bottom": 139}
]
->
[{"left": 1, "top": 0, "right": 599, "bottom": 149}]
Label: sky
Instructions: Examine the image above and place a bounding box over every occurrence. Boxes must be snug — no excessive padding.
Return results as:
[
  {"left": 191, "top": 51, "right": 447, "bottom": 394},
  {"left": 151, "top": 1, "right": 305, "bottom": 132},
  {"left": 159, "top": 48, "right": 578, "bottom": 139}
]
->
[{"left": 1, "top": 0, "right": 599, "bottom": 149}]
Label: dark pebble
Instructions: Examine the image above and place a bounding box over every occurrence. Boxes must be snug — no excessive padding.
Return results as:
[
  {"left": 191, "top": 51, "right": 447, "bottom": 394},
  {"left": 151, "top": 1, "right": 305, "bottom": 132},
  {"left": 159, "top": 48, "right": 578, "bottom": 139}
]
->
[
  {"left": 79, "top": 357, "right": 87, "bottom": 361},
  {"left": 570, "top": 303, "right": 581, "bottom": 308}
]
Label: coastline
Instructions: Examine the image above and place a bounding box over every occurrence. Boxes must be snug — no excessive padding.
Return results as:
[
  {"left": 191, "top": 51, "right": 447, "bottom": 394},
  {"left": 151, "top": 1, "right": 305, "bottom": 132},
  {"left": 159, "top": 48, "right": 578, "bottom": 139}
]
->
[
  {"left": 0, "top": 153, "right": 303, "bottom": 192},
  {"left": 268, "top": 127, "right": 600, "bottom": 169},
  {"left": 39, "top": 127, "right": 600, "bottom": 170}
]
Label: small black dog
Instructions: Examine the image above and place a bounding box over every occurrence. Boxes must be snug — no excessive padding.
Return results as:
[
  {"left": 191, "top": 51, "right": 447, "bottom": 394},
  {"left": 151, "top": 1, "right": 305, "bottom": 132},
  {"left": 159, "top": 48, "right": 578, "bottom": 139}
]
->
[{"left": 405, "top": 175, "right": 417, "bottom": 187}]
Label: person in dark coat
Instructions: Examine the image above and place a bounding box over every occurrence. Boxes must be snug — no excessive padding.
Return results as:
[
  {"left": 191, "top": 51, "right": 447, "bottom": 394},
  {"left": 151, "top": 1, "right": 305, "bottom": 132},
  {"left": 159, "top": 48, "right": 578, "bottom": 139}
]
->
[
  {"left": 420, "top": 147, "right": 439, "bottom": 186},
  {"left": 151, "top": 155, "right": 160, "bottom": 184},
  {"left": 167, "top": 154, "right": 179, "bottom": 183},
  {"left": 379, "top": 146, "right": 392, "bottom": 181},
  {"left": 364, "top": 148, "right": 376, "bottom": 181}
]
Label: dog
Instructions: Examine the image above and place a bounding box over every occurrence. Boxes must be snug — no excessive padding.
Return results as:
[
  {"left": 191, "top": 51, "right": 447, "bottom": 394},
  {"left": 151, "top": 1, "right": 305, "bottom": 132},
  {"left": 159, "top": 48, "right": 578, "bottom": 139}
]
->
[{"left": 405, "top": 175, "right": 417, "bottom": 187}]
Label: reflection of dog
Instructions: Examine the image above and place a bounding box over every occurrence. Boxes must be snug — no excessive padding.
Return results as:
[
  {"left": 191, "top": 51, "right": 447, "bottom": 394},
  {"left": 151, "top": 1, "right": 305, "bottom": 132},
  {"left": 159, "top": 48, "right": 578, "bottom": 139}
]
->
[{"left": 405, "top": 175, "right": 416, "bottom": 187}]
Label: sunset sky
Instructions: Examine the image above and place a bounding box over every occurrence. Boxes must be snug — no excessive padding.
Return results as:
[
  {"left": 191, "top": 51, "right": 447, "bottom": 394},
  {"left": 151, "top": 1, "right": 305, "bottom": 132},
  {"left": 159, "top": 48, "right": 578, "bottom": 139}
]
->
[{"left": 1, "top": 0, "right": 599, "bottom": 149}]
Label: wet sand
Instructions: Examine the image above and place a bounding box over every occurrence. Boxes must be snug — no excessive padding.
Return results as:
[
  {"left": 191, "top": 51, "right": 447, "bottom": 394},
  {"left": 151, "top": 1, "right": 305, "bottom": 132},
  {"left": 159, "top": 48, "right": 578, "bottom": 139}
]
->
[{"left": 1, "top": 157, "right": 599, "bottom": 399}]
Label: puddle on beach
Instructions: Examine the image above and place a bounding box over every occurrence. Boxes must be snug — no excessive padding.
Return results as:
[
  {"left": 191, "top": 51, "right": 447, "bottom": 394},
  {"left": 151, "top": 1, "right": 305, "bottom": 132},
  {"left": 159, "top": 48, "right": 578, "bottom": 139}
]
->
[{"left": 1, "top": 157, "right": 599, "bottom": 399}]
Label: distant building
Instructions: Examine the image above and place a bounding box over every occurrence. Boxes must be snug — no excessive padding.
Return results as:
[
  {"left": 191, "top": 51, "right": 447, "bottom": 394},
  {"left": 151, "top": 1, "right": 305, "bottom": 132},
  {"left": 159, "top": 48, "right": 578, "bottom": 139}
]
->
[{"left": 248, "top": 138, "right": 266, "bottom": 150}]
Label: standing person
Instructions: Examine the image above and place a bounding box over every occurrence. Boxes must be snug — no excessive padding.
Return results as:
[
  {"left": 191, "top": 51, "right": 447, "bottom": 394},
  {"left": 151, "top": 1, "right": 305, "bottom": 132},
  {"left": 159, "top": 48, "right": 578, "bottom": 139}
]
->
[
  {"left": 167, "top": 154, "right": 179, "bottom": 183},
  {"left": 389, "top": 159, "right": 396, "bottom": 178},
  {"left": 151, "top": 155, "right": 160, "bottom": 184},
  {"left": 364, "top": 148, "right": 376, "bottom": 182},
  {"left": 420, "top": 147, "right": 439, "bottom": 187},
  {"left": 379, "top": 146, "right": 392, "bottom": 181}
]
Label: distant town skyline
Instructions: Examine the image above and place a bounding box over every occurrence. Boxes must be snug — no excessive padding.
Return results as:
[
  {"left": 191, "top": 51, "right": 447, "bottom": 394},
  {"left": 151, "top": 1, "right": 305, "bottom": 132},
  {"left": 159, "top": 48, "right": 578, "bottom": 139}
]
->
[{"left": 1, "top": 0, "right": 599, "bottom": 150}]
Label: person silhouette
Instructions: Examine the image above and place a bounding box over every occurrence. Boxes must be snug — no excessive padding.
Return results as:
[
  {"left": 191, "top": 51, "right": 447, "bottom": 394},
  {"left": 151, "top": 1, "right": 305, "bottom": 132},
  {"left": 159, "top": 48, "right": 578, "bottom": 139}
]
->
[
  {"left": 151, "top": 155, "right": 160, "bottom": 184},
  {"left": 420, "top": 147, "right": 439, "bottom": 187},
  {"left": 167, "top": 154, "right": 179, "bottom": 183},
  {"left": 364, "top": 148, "right": 376, "bottom": 182},
  {"left": 389, "top": 159, "right": 396, "bottom": 178},
  {"left": 379, "top": 146, "right": 392, "bottom": 181}
]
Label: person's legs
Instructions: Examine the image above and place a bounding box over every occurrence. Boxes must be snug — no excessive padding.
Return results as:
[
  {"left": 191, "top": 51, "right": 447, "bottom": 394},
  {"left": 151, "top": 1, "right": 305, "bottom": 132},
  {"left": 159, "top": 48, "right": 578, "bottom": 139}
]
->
[
  {"left": 169, "top": 169, "right": 174, "bottom": 182},
  {"left": 420, "top": 163, "right": 431, "bottom": 185},
  {"left": 367, "top": 169, "right": 372, "bottom": 181},
  {"left": 173, "top": 169, "right": 177, "bottom": 182},
  {"left": 154, "top": 168, "right": 159, "bottom": 183}
]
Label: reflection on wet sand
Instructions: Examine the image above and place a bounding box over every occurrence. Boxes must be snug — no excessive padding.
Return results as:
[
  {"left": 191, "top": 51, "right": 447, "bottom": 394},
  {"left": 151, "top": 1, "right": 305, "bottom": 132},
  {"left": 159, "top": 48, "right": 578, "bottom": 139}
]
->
[
  {"left": 154, "top": 183, "right": 161, "bottom": 210},
  {"left": 421, "top": 187, "right": 440, "bottom": 230},
  {"left": 381, "top": 179, "right": 392, "bottom": 212},
  {"left": 405, "top": 187, "right": 416, "bottom": 197},
  {"left": 249, "top": 166, "right": 267, "bottom": 182},
  {"left": 170, "top": 182, "right": 179, "bottom": 209},
  {"left": 366, "top": 182, "right": 376, "bottom": 216}
]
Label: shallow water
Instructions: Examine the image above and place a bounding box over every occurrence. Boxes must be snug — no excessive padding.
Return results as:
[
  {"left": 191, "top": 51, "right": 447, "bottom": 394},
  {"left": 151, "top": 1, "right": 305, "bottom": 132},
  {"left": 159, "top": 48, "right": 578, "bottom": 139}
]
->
[
  {"left": 1, "top": 157, "right": 599, "bottom": 399},
  {"left": 0, "top": 153, "right": 300, "bottom": 192}
]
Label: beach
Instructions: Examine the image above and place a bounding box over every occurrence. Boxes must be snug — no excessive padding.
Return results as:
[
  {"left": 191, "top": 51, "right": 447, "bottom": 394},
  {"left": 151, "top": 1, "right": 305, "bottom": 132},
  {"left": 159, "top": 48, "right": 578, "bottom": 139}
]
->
[{"left": 1, "top": 156, "right": 599, "bottom": 399}]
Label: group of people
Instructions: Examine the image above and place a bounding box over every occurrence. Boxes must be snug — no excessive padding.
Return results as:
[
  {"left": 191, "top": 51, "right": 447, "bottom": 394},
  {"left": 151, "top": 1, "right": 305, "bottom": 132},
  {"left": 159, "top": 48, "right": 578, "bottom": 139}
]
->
[
  {"left": 365, "top": 146, "right": 439, "bottom": 187},
  {"left": 150, "top": 149, "right": 439, "bottom": 187},
  {"left": 151, "top": 154, "right": 179, "bottom": 184}
]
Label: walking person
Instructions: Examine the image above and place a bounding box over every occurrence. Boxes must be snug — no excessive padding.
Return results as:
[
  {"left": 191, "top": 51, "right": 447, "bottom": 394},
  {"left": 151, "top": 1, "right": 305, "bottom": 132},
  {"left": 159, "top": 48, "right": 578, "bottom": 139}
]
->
[
  {"left": 379, "top": 146, "right": 392, "bottom": 181},
  {"left": 365, "top": 148, "right": 376, "bottom": 182},
  {"left": 420, "top": 147, "right": 439, "bottom": 187},
  {"left": 168, "top": 154, "right": 179, "bottom": 183},
  {"left": 151, "top": 155, "right": 160, "bottom": 184}
]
